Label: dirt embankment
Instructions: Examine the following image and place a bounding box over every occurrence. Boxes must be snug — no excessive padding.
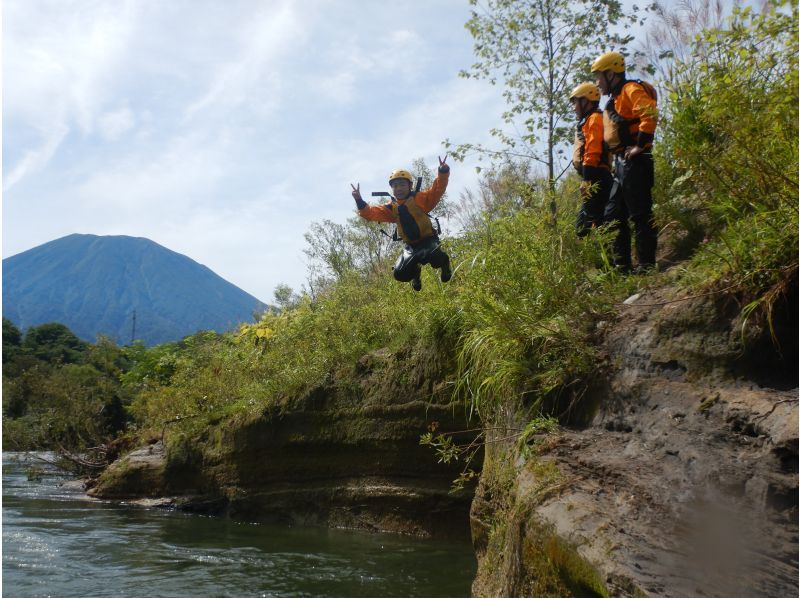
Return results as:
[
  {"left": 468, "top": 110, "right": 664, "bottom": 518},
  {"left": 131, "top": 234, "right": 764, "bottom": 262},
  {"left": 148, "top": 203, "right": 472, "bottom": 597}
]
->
[
  {"left": 471, "top": 282, "right": 798, "bottom": 597},
  {"left": 89, "top": 272, "right": 797, "bottom": 596},
  {"left": 90, "top": 344, "right": 480, "bottom": 539}
]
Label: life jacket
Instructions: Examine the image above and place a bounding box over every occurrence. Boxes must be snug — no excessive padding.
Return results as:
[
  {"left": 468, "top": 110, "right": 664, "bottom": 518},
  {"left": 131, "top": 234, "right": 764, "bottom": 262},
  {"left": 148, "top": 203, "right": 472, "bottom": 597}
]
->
[
  {"left": 603, "top": 79, "right": 658, "bottom": 152},
  {"left": 572, "top": 109, "right": 611, "bottom": 174},
  {"left": 387, "top": 195, "right": 436, "bottom": 244}
]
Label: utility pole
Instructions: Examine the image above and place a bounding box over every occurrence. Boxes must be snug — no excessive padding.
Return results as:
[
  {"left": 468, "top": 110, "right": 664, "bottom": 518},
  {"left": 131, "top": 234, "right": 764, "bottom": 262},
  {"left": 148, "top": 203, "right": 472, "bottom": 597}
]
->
[{"left": 130, "top": 310, "right": 137, "bottom": 345}]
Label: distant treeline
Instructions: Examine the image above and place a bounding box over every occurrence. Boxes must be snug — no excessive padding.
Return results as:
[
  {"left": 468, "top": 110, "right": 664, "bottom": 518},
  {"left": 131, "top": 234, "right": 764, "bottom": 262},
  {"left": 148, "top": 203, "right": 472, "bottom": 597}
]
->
[{"left": 2, "top": 317, "right": 211, "bottom": 452}]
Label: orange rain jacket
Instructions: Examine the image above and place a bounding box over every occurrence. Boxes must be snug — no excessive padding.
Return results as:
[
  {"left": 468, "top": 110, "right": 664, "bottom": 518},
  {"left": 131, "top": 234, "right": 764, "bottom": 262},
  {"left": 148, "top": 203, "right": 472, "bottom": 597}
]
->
[
  {"left": 573, "top": 110, "right": 611, "bottom": 180},
  {"left": 358, "top": 171, "right": 449, "bottom": 245},
  {"left": 604, "top": 79, "right": 658, "bottom": 152}
]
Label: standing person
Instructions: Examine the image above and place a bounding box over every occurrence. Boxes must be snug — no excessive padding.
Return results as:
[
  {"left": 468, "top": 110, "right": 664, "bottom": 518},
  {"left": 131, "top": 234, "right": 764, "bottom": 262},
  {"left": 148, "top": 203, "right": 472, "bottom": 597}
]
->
[
  {"left": 592, "top": 51, "right": 659, "bottom": 272},
  {"left": 569, "top": 82, "right": 613, "bottom": 237},
  {"left": 351, "top": 156, "right": 452, "bottom": 291}
]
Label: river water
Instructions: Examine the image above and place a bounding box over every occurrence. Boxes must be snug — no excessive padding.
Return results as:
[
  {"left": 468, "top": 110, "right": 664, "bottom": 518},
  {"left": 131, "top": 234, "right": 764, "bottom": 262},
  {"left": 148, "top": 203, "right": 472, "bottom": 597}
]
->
[{"left": 2, "top": 453, "right": 477, "bottom": 597}]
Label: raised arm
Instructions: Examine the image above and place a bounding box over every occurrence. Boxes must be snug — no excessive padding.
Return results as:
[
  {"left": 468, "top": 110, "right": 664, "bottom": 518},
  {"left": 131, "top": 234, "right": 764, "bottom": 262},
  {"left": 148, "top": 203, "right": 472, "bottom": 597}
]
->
[
  {"left": 351, "top": 182, "right": 396, "bottom": 223},
  {"left": 415, "top": 155, "right": 450, "bottom": 213}
]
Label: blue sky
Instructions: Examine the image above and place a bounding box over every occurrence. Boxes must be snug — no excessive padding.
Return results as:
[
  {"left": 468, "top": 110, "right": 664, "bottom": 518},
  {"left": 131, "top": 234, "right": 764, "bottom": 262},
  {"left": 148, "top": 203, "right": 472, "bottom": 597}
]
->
[{"left": 3, "top": 0, "right": 510, "bottom": 302}]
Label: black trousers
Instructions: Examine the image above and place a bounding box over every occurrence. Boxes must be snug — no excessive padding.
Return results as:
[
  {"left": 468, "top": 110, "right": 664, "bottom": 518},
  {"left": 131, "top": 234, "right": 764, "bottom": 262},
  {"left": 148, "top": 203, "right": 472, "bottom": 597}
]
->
[
  {"left": 604, "top": 152, "right": 657, "bottom": 268},
  {"left": 575, "top": 172, "right": 613, "bottom": 237},
  {"left": 393, "top": 236, "right": 449, "bottom": 282}
]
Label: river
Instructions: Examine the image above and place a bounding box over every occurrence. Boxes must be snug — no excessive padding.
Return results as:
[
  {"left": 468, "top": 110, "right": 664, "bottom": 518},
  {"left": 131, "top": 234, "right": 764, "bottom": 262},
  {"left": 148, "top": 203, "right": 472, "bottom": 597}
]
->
[{"left": 2, "top": 453, "right": 477, "bottom": 597}]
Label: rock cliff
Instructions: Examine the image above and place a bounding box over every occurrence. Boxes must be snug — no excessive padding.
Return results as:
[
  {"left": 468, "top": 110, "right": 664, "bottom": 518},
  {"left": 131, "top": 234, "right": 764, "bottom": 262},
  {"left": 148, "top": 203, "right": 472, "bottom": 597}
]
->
[
  {"left": 90, "top": 344, "right": 478, "bottom": 539},
  {"left": 91, "top": 279, "right": 798, "bottom": 596},
  {"left": 470, "top": 283, "right": 798, "bottom": 597}
]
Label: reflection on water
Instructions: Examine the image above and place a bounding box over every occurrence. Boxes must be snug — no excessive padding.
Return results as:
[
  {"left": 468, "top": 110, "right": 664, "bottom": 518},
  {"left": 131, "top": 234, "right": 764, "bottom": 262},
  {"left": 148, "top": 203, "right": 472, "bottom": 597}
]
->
[{"left": 2, "top": 453, "right": 476, "bottom": 597}]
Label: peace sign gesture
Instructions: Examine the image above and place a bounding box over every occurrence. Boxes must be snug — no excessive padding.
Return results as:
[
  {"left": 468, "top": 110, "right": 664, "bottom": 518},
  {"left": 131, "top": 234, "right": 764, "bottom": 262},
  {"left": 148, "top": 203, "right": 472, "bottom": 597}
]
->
[
  {"left": 438, "top": 154, "right": 450, "bottom": 174},
  {"left": 350, "top": 182, "right": 366, "bottom": 208}
]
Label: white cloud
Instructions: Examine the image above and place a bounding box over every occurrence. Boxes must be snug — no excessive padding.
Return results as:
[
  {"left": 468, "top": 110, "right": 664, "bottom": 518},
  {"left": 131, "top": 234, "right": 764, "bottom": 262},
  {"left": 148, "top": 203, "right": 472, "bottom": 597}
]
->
[
  {"left": 75, "top": 129, "right": 230, "bottom": 214},
  {"left": 4, "top": 0, "right": 509, "bottom": 303},
  {"left": 2, "top": 123, "right": 70, "bottom": 191},
  {"left": 182, "top": 1, "right": 303, "bottom": 123},
  {"left": 3, "top": 0, "right": 141, "bottom": 189},
  {"left": 98, "top": 107, "right": 136, "bottom": 141}
]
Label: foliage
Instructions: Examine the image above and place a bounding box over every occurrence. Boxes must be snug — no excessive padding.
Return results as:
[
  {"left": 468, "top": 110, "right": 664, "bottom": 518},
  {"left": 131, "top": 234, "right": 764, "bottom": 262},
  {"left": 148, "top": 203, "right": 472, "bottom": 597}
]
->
[
  {"left": 3, "top": 361, "right": 127, "bottom": 451},
  {"left": 449, "top": 0, "right": 641, "bottom": 190},
  {"left": 119, "top": 340, "right": 180, "bottom": 391},
  {"left": 272, "top": 283, "right": 300, "bottom": 311},
  {"left": 452, "top": 183, "right": 624, "bottom": 418},
  {"left": 5, "top": 2, "right": 796, "bottom": 499},
  {"left": 652, "top": 1, "right": 798, "bottom": 310},
  {"left": 3, "top": 317, "right": 23, "bottom": 363},
  {"left": 23, "top": 322, "right": 88, "bottom": 364},
  {"left": 640, "top": 0, "right": 730, "bottom": 94},
  {"left": 3, "top": 322, "right": 132, "bottom": 452},
  {"left": 420, "top": 415, "right": 559, "bottom": 492}
]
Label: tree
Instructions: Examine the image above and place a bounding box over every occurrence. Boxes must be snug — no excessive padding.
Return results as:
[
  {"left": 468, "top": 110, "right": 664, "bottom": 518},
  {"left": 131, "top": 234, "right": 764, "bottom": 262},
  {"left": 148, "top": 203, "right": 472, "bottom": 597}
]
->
[
  {"left": 3, "top": 318, "right": 23, "bottom": 364},
  {"left": 455, "top": 161, "right": 539, "bottom": 231},
  {"left": 303, "top": 219, "right": 357, "bottom": 296},
  {"left": 272, "top": 283, "right": 300, "bottom": 311},
  {"left": 449, "top": 0, "right": 642, "bottom": 214},
  {"left": 23, "top": 322, "right": 87, "bottom": 364}
]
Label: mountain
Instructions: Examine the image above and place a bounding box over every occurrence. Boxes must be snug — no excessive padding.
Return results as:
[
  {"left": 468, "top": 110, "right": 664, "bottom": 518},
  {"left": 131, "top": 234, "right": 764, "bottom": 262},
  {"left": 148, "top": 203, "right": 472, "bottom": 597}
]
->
[{"left": 3, "top": 234, "right": 267, "bottom": 346}]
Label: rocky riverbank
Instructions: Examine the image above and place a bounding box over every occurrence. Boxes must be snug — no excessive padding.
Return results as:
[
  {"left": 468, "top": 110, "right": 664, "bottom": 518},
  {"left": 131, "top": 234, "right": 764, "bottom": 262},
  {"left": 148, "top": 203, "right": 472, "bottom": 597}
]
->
[
  {"left": 90, "top": 344, "right": 479, "bottom": 539},
  {"left": 90, "top": 278, "right": 798, "bottom": 596},
  {"left": 470, "top": 282, "right": 798, "bottom": 597}
]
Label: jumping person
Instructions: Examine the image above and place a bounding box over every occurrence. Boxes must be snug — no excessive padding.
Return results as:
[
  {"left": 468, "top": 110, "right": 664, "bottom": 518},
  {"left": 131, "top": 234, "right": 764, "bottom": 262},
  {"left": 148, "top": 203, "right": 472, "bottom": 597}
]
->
[
  {"left": 569, "top": 82, "right": 613, "bottom": 237},
  {"left": 351, "top": 156, "right": 452, "bottom": 291},
  {"left": 592, "top": 51, "right": 659, "bottom": 273}
]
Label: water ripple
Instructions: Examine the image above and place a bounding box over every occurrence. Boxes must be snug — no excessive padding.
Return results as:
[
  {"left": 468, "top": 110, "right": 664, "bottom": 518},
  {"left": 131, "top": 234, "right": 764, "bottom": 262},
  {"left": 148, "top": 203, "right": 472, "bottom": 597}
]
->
[{"left": 2, "top": 453, "right": 476, "bottom": 597}]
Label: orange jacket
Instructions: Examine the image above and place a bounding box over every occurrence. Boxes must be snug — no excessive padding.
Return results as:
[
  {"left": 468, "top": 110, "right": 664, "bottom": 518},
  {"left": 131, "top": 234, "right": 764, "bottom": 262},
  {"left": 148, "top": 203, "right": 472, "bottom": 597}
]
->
[
  {"left": 572, "top": 111, "right": 610, "bottom": 182},
  {"left": 604, "top": 79, "right": 658, "bottom": 151},
  {"left": 358, "top": 171, "right": 449, "bottom": 243},
  {"left": 581, "top": 112, "right": 608, "bottom": 169}
]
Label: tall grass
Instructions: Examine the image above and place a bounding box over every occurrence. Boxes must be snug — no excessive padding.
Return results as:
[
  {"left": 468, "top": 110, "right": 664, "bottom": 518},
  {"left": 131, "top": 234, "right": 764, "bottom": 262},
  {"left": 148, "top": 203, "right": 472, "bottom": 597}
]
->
[
  {"left": 127, "top": 3, "right": 798, "bottom": 436},
  {"left": 127, "top": 176, "right": 631, "bottom": 433},
  {"left": 654, "top": 2, "right": 798, "bottom": 302}
]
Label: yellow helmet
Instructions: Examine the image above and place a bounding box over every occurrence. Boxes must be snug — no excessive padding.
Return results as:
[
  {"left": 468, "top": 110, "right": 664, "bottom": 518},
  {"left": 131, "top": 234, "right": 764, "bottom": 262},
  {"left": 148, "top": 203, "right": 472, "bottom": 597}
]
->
[
  {"left": 389, "top": 169, "right": 414, "bottom": 185},
  {"left": 569, "top": 82, "right": 601, "bottom": 102},
  {"left": 591, "top": 51, "right": 625, "bottom": 74}
]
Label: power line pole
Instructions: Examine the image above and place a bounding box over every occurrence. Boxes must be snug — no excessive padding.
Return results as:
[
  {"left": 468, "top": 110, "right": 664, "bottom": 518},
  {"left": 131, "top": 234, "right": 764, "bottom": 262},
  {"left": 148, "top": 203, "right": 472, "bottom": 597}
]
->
[{"left": 130, "top": 310, "right": 137, "bottom": 345}]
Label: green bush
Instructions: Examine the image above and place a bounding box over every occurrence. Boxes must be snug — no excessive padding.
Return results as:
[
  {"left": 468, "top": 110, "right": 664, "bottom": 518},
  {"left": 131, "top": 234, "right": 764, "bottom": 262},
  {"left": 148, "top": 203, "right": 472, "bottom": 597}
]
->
[{"left": 655, "top": 2, "right": 798, "bottom": 306}]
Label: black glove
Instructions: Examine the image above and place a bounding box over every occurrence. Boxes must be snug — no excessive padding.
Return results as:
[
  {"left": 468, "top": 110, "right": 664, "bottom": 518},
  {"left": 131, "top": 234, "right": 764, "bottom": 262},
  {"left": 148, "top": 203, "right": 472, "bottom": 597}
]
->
[{"left": 351, "top": 183, "right": 367, "bottom": 209}]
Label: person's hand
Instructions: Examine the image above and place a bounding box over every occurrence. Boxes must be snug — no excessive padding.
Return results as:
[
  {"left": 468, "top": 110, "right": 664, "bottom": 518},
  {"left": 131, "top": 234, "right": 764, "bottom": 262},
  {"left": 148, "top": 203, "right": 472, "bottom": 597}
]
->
[
  {"left": 438, "top": 154, "right": 450, "bottom": 174},
  {"left": 351, "top": 183, "right": 362, "bottom": 202},
  {"left": 624, "top": 145, "right": 644, "bottom": 160}
]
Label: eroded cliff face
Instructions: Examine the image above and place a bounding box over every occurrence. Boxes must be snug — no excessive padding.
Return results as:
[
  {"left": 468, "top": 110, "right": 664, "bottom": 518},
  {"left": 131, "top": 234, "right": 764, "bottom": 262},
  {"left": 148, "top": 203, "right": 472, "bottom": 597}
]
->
[
  {"left": 470, "top": 284, "right": 798, "bottom": 597},
  {"left": 90, "top": 279, "right": 798, "bottom": 596},
  {"left": 91, "top": 344, "right": 480, "bottom": 539}
]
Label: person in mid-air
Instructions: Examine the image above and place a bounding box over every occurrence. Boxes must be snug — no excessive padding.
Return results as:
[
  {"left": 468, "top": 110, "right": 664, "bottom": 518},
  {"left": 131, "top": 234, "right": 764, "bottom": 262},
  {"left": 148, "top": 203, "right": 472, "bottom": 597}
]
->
[{"left": 350, "top": 156, "right": 452, "bottom": 291}]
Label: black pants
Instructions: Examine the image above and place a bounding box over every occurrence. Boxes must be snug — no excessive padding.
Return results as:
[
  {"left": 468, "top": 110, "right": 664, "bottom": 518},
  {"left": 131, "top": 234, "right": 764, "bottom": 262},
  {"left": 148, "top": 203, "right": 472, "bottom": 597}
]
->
[
  {"left": 604, "top": 152, "right": 657, "bottom": 268},
  {"left": 575, "top": 172, "right": 613, "bottom": 237},
  {"left": 393, "top": 236, "right": 449, "bottom": 282}
]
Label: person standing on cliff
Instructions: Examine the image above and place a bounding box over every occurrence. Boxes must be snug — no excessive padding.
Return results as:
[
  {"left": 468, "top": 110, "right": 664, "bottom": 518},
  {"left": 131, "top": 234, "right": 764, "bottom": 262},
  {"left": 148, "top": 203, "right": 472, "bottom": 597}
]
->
[
  {"left": 569, "top": 82, "right": 613, "bottom": 238},
  {"left": 350, "top": 156, "right": 452, "bottom": 291},
  {"left": 592, "top": 51, "right": 659, "bottom": 273}
]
